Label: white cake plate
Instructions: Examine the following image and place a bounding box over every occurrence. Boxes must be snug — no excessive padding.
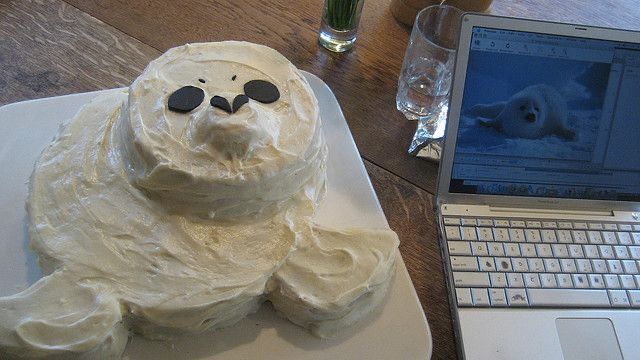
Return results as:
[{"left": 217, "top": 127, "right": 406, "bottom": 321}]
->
[{"left": 0, "top": 71, "right": 432, "bottom": 359}]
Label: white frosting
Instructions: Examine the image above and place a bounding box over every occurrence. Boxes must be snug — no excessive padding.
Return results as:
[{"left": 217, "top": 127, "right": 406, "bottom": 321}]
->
[
  {"left": 121, "top": 42, "right": 326, "bottom": 220},
  {"left": 0, "top": 42, "right": 399, "bottom": 359}
]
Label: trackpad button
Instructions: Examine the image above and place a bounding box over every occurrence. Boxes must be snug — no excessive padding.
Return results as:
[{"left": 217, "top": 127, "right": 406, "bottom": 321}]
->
[{"left": 556, "top": 318, "right": 622, "bottom": 360}]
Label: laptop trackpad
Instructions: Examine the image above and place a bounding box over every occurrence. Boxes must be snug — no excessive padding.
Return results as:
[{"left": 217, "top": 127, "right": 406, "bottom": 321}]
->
[{"left": 556, "top": 318, "right": 623, "bottom": 360}]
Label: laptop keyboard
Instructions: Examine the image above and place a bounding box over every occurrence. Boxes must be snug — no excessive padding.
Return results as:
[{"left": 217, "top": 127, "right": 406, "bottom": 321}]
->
[{"left": 443, "top": 217, "right": 640, "bottom": 308}]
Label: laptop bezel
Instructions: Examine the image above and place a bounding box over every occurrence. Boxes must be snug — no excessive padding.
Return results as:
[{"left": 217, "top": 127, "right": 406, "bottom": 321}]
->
[{"left": 436, "top": 13, "right": 640, "bottom": 212}]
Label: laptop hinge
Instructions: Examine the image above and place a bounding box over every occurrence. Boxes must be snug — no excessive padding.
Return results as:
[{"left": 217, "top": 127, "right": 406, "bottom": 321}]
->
[
  {"left": 488, "top": 206, "right": 613, "bottom": 217},
  {"left": 438, "top": 204, "right": 638, "bottom": 221}
]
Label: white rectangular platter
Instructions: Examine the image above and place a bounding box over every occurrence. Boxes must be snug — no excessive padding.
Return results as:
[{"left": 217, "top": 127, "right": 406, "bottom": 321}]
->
[{"left": 0, "top": 71, "right": 432, "bottom": 359}]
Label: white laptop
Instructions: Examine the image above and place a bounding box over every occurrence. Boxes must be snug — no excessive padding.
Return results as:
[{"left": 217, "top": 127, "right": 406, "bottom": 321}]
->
[{"left": 436, "top": 14, "right": 640, "bottom": 360}]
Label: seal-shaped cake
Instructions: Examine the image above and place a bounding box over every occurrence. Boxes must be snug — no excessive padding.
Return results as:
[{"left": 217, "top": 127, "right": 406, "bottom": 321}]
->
[{"left": 0, "top": 42, "right": 399, "bottom": 359}]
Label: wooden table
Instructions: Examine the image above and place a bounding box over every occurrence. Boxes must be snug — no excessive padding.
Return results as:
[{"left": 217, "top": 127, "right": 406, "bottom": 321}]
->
[{"left": 1, "top": 0, "right": 638, "bottom": 358}]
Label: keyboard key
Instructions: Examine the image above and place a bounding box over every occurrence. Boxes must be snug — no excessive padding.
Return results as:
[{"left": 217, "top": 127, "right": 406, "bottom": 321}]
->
[
  {"left": 456, "top": 288, "right": 473, "bottom": 306},
  {"left": 556, "top": 230, "right": 572, "bottom": 243},
  {"left": 573, "top": 222, "right": 588, "bottom": 230},
  {"left": 604, "top": 223, "right": 618, "bottom": 230},
  {"left": 576, "top": 259, "right": 593, "bottom": 273},
  {"left": 560, "top": 258, "right": 577, "bottom": 273},
  {"left": 608, "top": 260, "right": 623, "bottom": 274},
  {"left": 509, "top": 228, "right": 525, "bottom": 242},
  {"left": 510, "top": 220, "right": 526, "bottom": 228},
  {"left": 619, "top": 224, "right": 633, "bottom": 231},
  {"left": 619, "top": 275, "right": 636, "bottom": 289},
  {"left": 526, "top": 221, "right": 542, "bottom": 228},
  {"left": 541, "top": 230, "right": 557, "bottom": 243},
  {"left": 622, "top": 260, "right": 639, "bottom": 274},
  {"left": 592, "top": 260, "right": 608, "bottom": 273},
  {"left": 504, "top": 243, "right": 521, "bottom": 257},
  {"left": 461, "top": 218, "right": 478, "bottom": 226},
  {"left": 602, "top": 232, "right": 617, "bottom": 245},
  {"left": 512, "top": 258, "right": 529, "bottom": 272},
  {"left": 528, "top": 258, "right": 545, "bottom": 272},
  {"left": 448, "top": 241, "right": 472, "bottom": 255},
  {"left": 461, "top": 227, "right": 478, "bottom": 241},
  {"left": 443, "top": 217, "right": 460, "bottom": 225},
  {"left": 599, "top": 245, "right": 614, "bottom": 259},
  {"left": 535, "top": 244, "right": 552, "bottom": 257},
  {"left": 445, "top": 226, "right": 461, "bottom": 240},
  {"left": 488, "top": 242, "right": 505, "bottom": 256},
  {"left": 630, "top": 246, "right": 640, "bottom": 259},
  {"left": 489, "top": 288, "right": 507, "bottom": 306},
  {"left": 493, "top": 219, "right": 509, "bottom": 227},
  {"left": 588, "top": 223, "right": 604, "bottom": 230},
  {"left": 471, "top": 242, "right": 489, "bottom": 256},
  {"left": 583, "top": 245, "right": 599, "bottom": 258},
  {"left": 572, "top": 274, "right": 589, "bottom": 288},
  {"left": 478, "top": 257, "right": 496, "bottom": 271},
  {"left": 614, "top": 246, "right": 630, "bottom": 259},
  {"left": 568, "top": 244, "right": 584, "bottom": 258},
  {"left": 471, "top": 288, "right": 490, "bottom": 306},
  {"left": 477, "top": 227, "right": 494, "bottom": 241},
  {"left": 493, "top": 228, "right": 510, "bottom": 242},
  {"left": 477, "top": 219, "right": 494, "bottom": 227},
  {"left": 524, "top": 229, "right": 541, "bottom": 243},
  {"left": 558, "top": 222, "right": 573, "bottom": 229},
  {"left": 635, "top": 225, "right": 640, "bottom": 231},
  {"left": 587, "top": 231, "right": 603, "bottom": 244},
  {"left": 450, "top": 256, "right": 478, "bottom": 271},
  {"left": 507, "top": 273, "right": 524, "bottom": 287},
  {"left": 524, "top": 273, "right": 541, "bottom": 288},
  {"left": 542, "top": 221, "right": 557, "bottom": 228},
  {"left": 628, "top": 290, "right": 640, "bottom": 307},
  {"left": 632, "top": 233, "right": 640, "bottom": 245},
  {"left": 617, "top": 232, "right": 632, "bottom": 245},
  {"left": 495, "top": 258, "right": 513, "bottom": 272},
  {"left": 541, "top": 273, "right": 558, "bottom": 288},
  {"left": 572, "top": 230, "right": 588, "bottom": 243},
  {"left": 527, "top": 289, "right": 609, "bottom": 307},
  {"left": 506, "top": 288, "right": 528, "bottom": 306},
  {"left": 604, "top": 274, "right": 621, "bottom": 289},
  {"left": 520, "top": 243, "right": 537, "bottom": 257},
  {"left": 556, "top": 274, "right": 573, "bottom": 288},
  {"left": 544, "top": 258, "right": 561, "bottom": 273},
  {"left": 490, "top": 272, "right": 507, "bottom": 287},
  {"left": 453, "top": 272, "right": 490, "bottom": 287},
  {"left": 608, "top": 290, "right": 630, "bottom": 307},
  {"left": 588, "top": 274, "right": 605, "bottom": 288},
  {"left": 552, "top": 244, "right": 569, "bottom": 257}
]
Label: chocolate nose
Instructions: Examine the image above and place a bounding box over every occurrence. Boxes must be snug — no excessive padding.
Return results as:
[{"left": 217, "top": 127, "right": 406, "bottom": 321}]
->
[
  {"left": 210, "top": 94, "right": 249, "bottom": 114},
  {"left": 525, "top": 113, "right": 536, "bottom": 122}
]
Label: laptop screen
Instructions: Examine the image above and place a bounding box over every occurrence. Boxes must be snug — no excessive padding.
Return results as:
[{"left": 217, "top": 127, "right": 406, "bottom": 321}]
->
[{"left": 450, "top": 26, "right": 640, "bottom": 201}]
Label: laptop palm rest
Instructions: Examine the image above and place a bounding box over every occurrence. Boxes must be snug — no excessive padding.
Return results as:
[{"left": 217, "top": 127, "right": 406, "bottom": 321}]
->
[{"left": 556, "top": 318, "right": 623, "bottom": 360}]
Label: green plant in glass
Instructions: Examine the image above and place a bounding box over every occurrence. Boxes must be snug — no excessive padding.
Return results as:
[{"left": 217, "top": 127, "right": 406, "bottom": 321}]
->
[{"left": 319, "top": 0, "right": 365, "bottom": 52}]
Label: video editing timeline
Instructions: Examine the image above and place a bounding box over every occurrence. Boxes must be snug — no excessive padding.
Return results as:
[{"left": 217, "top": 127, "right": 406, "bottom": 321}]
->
[{"left": 451, "top": 27, "right": 640, "bottom": 201}]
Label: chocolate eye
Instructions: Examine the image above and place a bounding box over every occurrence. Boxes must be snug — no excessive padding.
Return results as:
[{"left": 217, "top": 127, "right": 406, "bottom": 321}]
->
[
  {"left": 168, "top": 86, "right": 205, "bottom": 113},
  {"left": 244, "top": 80, "right": 280, "bottom": 104}
]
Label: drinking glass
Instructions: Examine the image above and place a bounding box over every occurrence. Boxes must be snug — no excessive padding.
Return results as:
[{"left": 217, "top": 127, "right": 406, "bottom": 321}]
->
[
  {"left": 318, "top": 0, "right": 366, "bottom": 52},
  {"left": 396, "top": 5, "right": 462, "bottom": 158}
]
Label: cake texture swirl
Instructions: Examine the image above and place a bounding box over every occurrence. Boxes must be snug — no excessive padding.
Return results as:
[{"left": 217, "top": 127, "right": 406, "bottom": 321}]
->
[{"left": 0, "top": 41, "right": 399, "bottom": 359}]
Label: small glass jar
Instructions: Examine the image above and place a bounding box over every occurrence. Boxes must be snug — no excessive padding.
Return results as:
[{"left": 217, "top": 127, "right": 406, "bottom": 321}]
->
[{"left": 318, "top": 0, "right": 365, "bottom": 52}]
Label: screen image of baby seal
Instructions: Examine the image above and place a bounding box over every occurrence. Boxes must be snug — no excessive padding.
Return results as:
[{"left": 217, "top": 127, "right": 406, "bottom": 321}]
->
[
  {"left": 469, "top": 84, "right": 576, "bottom": 140},
  {"left": 0, "top": 42, "right": 399, "bottom": 359}
]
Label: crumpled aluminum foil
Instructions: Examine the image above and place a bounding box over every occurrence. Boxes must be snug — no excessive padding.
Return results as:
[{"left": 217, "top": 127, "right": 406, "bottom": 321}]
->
[{"left": 407, "top": 103, "right": 447, "bottom": 162}]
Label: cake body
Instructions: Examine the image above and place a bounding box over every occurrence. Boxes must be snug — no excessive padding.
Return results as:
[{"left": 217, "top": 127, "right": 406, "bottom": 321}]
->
[{"left": 0, "top": 42, "right": 399, "bottom": 359}]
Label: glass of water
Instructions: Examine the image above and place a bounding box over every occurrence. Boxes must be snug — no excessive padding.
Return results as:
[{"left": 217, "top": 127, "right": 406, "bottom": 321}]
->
[{"left": 396, "top": 5, "right": 462, "bottom": 157}]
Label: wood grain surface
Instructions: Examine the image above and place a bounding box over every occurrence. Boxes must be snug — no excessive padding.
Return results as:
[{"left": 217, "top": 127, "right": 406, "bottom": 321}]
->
[{"left": 2, "top": 0, "right": 639, "bottom": 359}]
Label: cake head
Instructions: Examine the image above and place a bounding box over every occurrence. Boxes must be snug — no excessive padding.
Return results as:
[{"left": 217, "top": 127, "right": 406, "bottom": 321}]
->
[{"left": 121, "top": 42, "right": 326, "bottom": 220}]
